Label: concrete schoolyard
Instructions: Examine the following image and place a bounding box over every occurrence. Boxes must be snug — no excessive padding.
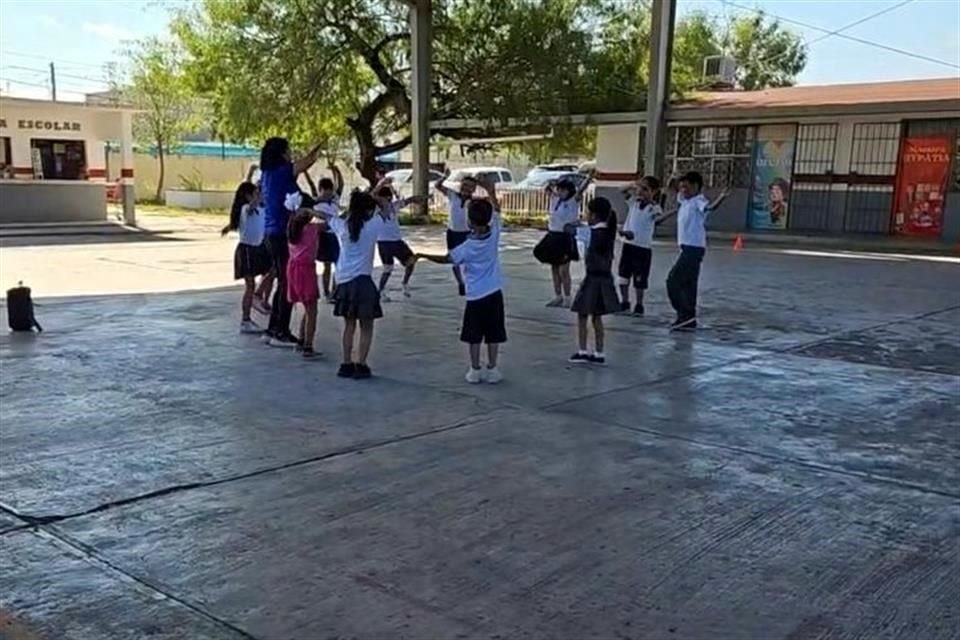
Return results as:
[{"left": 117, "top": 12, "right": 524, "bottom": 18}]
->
[{"left": 1, "top": 222, "right": 959, "bottom": 640}]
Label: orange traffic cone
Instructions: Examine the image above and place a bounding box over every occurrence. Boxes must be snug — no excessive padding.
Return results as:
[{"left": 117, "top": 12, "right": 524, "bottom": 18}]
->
[{"left": 733, "top": 234, "right": 744, "bottom": 251}]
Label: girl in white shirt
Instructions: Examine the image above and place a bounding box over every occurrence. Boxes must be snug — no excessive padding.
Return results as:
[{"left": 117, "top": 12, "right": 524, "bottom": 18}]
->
[
  {"left": 222, "top": 181, "right": 269, "bottom": 334},
  {"left": 375, "top": 181, "right": 425, "bottom": 301},
  {"left": 533, "top": 175, "right": 593, "bottom": 307},
  {"left": 310, "top": 189, "right": 388, "bottom": 379},
  {"left": 618, "top": 175, "right": 664, "bottom": 315}
]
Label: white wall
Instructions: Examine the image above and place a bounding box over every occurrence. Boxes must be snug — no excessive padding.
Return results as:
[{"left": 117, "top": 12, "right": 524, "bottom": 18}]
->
[
  {"left": 0, "top": 99, "right": 125, "bottom": 177},
  {"left": 595, "top": 123, "right": 641, "bottom": 184}
]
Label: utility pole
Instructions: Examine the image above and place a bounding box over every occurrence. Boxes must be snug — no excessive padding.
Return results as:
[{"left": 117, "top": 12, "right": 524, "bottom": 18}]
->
[
  {"left": 644, "top": 0, "right": 676, "bottom": 178},
  {"left": 408, "top": 0, "right": 432, "bottom": 219},
  {"left": 49, "top": 62, "right": 57, "bottom": 101}
]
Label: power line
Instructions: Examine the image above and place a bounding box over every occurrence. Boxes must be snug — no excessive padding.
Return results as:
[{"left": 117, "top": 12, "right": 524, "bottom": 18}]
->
[
  {"left": 723, "top": 0, "right": 960, "bottom": 70},
  {"left": 0, "top": 49, "right": 109, "bottom": 71},
  {"left": 746, "top": 0, "right": 917, "bottom": 73},
  {"left": 1, "top": 64, "right": 109, "bottom": 85}
]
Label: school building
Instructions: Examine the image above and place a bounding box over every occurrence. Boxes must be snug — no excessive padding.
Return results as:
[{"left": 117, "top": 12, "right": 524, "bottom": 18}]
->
[
  {"left": 0, "top": 96, "right": 137, "bottom": 225},
  {"left": 591, "top": 77, "right": 960, "bottom": 243}
]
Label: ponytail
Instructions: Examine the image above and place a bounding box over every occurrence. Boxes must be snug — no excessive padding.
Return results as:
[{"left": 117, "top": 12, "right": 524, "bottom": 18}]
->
[
  {"left": 287, "top": 210, "right": 311, "bottom": 244},
  {"left": 226, "top": 181, "right": 257, "bottom": 235},
  {"left": 346, "top": 191, "right": 377, "bottom": 243}
]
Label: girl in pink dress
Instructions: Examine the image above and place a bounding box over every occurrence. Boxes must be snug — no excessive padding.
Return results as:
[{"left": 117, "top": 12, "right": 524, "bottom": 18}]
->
[{"left": 286, "top": 208, "right": 322, "bottom": 358}]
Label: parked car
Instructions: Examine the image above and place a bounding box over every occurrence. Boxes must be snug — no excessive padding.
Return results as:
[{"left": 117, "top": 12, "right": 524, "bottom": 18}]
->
[
  {"left": 383, "top": 168, "right": 445, "bottom": 198},
  {"left": 527, "top": 163, "right": 579, "bottom": 176},
  {"left": 511, "top": 170, "right": 590, "bottom": 191},
  {"left": 444, "top": 166, "right": 516, "bottom": 193}
]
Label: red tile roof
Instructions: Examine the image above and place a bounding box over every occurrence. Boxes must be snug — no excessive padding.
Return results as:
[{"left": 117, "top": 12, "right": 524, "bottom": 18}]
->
[{"left": 674, "top": 77, "right": 960, "bottom": 110}]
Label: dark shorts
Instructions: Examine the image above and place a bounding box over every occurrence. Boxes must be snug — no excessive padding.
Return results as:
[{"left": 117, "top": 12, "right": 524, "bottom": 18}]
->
[
  {"left": 446, "top": 229, "right": 470, "bottom": 251},
  {"left": 378, "top": 240, "right": 414, "bottom": 266},
  {"left": 332, "top": 275, "right": 383, "bottom": 320},
  {"left": 234, "top": 243, "right": 271, "bottom": 280},
  {"left": 460, "top": 290, "right": 507, "bottom": 344},
  {"left": 618, "top": 244, "right": 653, "bottom": 289},
  {"left": 316, "top": 231, "right": 340, "bottom": 264},
  {"left": 533, "top": 231, "right": 579, "bottom": 266}
]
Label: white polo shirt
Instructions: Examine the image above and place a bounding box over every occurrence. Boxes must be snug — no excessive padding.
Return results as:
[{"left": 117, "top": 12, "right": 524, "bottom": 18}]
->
[
  {"left": 547, "top": 196, "right": 580, "bottom": 232},
  {"left": 622, "top": 200, "right": 661, "bottom": 249},
  {"left": 677, "top": 194, "right": 709, "bottom": 248}
]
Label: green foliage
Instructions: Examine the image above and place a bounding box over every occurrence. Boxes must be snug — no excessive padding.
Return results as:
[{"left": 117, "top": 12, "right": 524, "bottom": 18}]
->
[
  {"left": 169, "top": 1, "right": 805, "bottom": 179},
  {"left": 177, "top": 169, "right": 205, "bottom": 191},
  {"left": 116, "top": 38, "right": 205, "bottom": 199}
]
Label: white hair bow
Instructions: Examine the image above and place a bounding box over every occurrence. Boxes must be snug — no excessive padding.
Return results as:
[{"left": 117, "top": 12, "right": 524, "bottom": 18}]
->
[{"left": 284, "top": 191, "right": 303, "bottom": 211}]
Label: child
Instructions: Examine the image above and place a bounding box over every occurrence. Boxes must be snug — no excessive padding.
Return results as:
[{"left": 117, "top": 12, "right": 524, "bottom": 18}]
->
[
  {"left": 663, "top": 171, "right": 728, "bottom": 331},
  {"left": 285, "top": 207, "right": 322, "bottom": 359},
  {"left": 618, "top": 175, "right": 663, "bottom": 315},
  {"left": 312, "top": 190, "right": 386, "bottom": 379},
  {"left": 314, "top": 177, "right": 342, "bottom": 302},
  {"left": 417, "top": 178, "right": 505, "bottom": 384},
  {"left": 568, "top": 197, "right": 620, "bottom": 365},
  {"left": 533, "top": 175, "right": 592, "bottom": 307},
  {"left": 222, "top": 181, "right": 270, "bottom": 334},
  {"left": 375, "top": 181, "right": 424, "bottom": 301},
  {"left": 434, "top": 171, "right": 478, "bottom": 296}
]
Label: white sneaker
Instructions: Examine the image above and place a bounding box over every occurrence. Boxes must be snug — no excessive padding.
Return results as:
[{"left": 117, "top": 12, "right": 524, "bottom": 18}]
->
[
  {"left": 563, "top": 296, "right": 573, "bottom": 308},
  {"left": 402, "top": 285, "right": 412, "bottom": 298},
  {"left": 239, "top": 320, "right": 263, "bottom": 334},
  {"left": 465, "top": 368, "right": 483, "bottom": 384},
  {"left": 483, "top": 367, "right": 503, "bottom": 384},
  {"left": 545, "top": 296, "right": 563, "bottom": 307},
  {"left": 381, "top": 292, "right": 393, "bottom": 303}
]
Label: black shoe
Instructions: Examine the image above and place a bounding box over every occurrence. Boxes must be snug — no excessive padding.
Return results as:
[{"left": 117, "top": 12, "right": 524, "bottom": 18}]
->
[
  {"left": 353, "top": 363, "right": 372, "bottom": 379},
  {"left": 587, "top": 353, "right": 607, "bottom": 366},
  {"left": 302, "top": 347, "right": 322, "bottom": 359},
  {"left": 337, "top": 362, "right": 356, "bottom": 378},
  {"left": 670, "top": 317, "right": 697, "bottom": 331},
  {"left": 633, "top": 303, "right": 645, "bottom": 316},
  {"left": 568, "top": 352, "right": 591, "bottom": 364},
  {"left": 458, "top": 283, "right": 466, "bottom": 297},
  {"left": 619, "top": 301, "right": 630, "bottom": 313}
]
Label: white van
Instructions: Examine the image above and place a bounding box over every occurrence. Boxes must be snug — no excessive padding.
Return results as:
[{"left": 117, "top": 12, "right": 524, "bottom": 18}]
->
[{"left": 446, "top": 166, "right": 515, "bottom": 191}]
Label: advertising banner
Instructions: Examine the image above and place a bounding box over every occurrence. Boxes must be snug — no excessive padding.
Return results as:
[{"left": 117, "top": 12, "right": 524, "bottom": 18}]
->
[
  {"left": 749, "top": 138, "right": 795, "bottom": 230},
  {"left": 893, "top": 136, "right": 951, "bottom": 237}
]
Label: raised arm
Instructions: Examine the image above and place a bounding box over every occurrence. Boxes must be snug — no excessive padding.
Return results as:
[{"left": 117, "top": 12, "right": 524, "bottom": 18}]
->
[
  {"left": 434, "top": 169, "right": 453, "bottom": 197},
  {"left": 293, "top": 143, "right": 323, "bottom": 176},
  {"left": 329, "top": 161, "right": 344, "bottom": 197},
  {"left": 573, "top": 170, "right": 595, "bottom": 201},
  {"left": 706, "top": 188, "right": 730, "bottom": 212},
  {"left": 476, "top": 176, "right": 500, "bottom": 213}
]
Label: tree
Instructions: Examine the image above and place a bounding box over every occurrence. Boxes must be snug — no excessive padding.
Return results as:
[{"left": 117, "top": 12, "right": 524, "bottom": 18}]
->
[
  {"left": 119, "top": 38, "right": 203, "bottom": 201},
  {"left": 171, "top": 2, "right": 805, "bottom": 182},
  {"left": 672, "top": 11, "right": 807, "bottom": 92},
  {"left": 174, "top": 0, "right": 636, "bottom": 184}
]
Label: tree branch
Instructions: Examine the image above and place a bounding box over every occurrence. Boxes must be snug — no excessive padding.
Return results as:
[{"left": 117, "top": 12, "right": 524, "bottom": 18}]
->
[{"left": 374, "top": 136, "right": 412, "bottom": 155}]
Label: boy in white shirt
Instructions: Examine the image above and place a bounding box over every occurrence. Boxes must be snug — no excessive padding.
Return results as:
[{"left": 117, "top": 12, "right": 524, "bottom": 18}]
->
[
  {"left": 618, "top": 175, "right": 664, "bottom": 315},
  {"left": 417, "top": 178, "right": 505, "bottom": 384},
  {"left": 664, "top": 171, "right": 727, "bottom": 331}
]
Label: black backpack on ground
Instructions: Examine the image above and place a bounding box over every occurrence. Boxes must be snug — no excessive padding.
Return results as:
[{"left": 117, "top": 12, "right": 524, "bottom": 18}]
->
[{"left": 6, "top": 283, "right": 42, "bottom": 332}]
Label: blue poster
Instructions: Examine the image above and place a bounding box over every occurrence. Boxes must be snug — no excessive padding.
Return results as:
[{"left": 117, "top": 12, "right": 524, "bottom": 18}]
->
[{"left": 749, "top": 139, "right": 795, "bottom": 230}]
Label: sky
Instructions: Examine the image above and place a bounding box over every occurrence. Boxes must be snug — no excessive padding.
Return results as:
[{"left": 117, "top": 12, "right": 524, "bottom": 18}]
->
[{"left": 0, "top": 0, "right": 958, "bottom": 102}]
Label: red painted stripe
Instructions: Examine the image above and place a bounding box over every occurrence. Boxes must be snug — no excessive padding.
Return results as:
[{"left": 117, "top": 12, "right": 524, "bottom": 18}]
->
[
  {"left": 120, "top": 168, "right": 134, "bottom": 178},
  {"left": 13, "top": 167, "right": 33, "bottom": 175},
  {"left": 87, "top": 168, "right": 106, "bottom": 178},
  {"left": 794, "top": 174, "right": 895, "bottom": 185},
  {"left": 594, "top": 171, "right": 639, "bottom": 181}
]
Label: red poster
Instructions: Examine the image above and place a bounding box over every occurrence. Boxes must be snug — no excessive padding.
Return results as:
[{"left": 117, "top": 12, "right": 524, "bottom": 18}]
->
[{"left": 893, "top": 136, "right": 951, "bottom": 237}]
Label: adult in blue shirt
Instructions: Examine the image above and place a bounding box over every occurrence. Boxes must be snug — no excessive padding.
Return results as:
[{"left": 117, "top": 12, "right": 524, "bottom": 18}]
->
[{"left": 260, "top": 136, "right": 322, "bottom": 346}]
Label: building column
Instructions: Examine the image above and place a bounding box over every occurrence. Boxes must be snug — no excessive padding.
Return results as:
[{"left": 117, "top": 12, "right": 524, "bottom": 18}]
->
[
  {"left": 409, "top": 0, "right": 432, "bottom": 218},
  {"left": 120, "top": 110, "right": 136, "bottom": 226},
  {"left": 643, "top": 0, "right": 677, "bottom": 178}
]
